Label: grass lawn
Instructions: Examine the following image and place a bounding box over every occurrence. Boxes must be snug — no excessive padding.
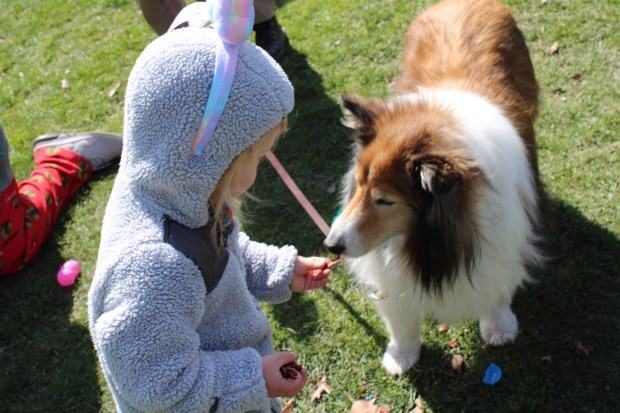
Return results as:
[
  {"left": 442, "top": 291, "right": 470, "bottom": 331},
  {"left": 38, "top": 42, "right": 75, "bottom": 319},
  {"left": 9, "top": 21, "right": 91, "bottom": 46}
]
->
[{"left": 1, "top": 0, "right": 618, "bottom": 412}]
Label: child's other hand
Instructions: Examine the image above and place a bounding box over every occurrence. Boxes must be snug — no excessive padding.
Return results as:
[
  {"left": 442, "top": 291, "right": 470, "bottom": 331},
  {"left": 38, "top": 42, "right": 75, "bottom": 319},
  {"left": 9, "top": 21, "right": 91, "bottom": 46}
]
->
[
  {"left": 291, "top": 256, "right": 333, "bottom": 292},
  {"left": 262, "top": 352, "right": 308, "bottom": 398}
]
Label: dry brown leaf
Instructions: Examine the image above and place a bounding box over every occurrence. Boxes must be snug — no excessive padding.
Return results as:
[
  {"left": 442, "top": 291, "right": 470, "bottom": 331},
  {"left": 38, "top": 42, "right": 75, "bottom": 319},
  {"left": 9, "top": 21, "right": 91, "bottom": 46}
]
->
[
  {"left": 410, "top": 396, "right": 425, "bottom": 413},
  {"left": 451, "top": 354, "right": 464, "bottom": 372},
  {"left": 310, "top": 376, "right": 332, "bottom": 401},
  {"left": 551, "top": 88, "right": 565, "bottom": 96},
  {"left": 282, "top": 398, "right": 295, "bottom": 413},
  {"left": 61, "top": 79, "right": 69, "bottom": 89},
  {"left": 549, "top": 41, "right": 560, "bottom": 55},
  {"left": 438, "top": 324, "right": 449, "bottom": 332},
  {"left": 573, "top": 340, "right": 590, "bottom": 356},
  {"left": 351, "top": 399, "right": 391, "bottom": 413},
  {"left": 108, "top": 81, "right": 121, "bottom": 97}
]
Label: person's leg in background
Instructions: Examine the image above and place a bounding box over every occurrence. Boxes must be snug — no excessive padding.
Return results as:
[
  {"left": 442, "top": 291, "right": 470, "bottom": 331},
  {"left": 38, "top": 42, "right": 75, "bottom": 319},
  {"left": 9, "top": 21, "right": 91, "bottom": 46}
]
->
[
  {"left": 136, "top": 0, "right": 289, "bottom": 63},
  {"left": 0, "top": 126, "right": 122, "bottom": 276},
  {"left": 137, "top": 0, "right": 187, "bottom": 35},
  {"left": 253, "top": 0, "right": 288, "bottom": 63}
]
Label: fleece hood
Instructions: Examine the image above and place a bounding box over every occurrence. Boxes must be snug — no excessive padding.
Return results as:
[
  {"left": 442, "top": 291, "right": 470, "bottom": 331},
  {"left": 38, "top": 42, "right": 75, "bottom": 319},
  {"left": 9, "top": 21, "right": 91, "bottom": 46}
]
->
[{"left": 120, "top": 27, "right": 294, "bottom": 228}]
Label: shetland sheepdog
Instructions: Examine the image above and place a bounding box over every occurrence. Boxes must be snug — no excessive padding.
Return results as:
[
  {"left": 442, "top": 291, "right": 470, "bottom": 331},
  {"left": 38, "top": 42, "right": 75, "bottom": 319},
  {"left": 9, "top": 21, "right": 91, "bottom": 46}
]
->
[{"left": 324, "top": 0, "right": 543, "bottom": 376}]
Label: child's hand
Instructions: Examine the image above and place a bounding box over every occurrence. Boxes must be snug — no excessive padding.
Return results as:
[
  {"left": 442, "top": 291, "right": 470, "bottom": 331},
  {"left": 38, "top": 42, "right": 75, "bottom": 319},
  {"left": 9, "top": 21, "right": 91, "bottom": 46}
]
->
[
  {"left": 291, "top": 256, "right": 335, "bottom": 292},
  {"left": 262, "top": 352, "right": 308, "bottom": 398}
]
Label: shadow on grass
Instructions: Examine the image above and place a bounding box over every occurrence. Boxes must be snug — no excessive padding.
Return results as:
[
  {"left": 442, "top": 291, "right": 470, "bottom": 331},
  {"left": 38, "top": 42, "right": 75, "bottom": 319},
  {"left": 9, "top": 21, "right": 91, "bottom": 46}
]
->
[
  {"left": 268, "top": 293, "right": 321, "bottom": 339},
  {"left": 275, "top": 0, "right": 295, "bottom": 7},
  {"left": 324, "top": 285, "right": 387, "bottom": 350},
  {"left": 407, "top": 198, "right": 620, "bottom": 412},
  {"left": 247, "top": 44, "right": 353, "bottom": 340},
  {"left": 0, "top": 166, "right": 119, "bottom": 413},
  {"left": 245, "top": 46, "right": 351, "bottom": 255}
]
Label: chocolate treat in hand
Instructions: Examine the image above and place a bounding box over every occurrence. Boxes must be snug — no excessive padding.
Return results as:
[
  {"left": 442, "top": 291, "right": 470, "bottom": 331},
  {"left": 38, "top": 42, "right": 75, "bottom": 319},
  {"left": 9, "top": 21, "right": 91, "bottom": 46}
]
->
[{"left": 280, "top": 362, "right": 303, "bottom": 379}]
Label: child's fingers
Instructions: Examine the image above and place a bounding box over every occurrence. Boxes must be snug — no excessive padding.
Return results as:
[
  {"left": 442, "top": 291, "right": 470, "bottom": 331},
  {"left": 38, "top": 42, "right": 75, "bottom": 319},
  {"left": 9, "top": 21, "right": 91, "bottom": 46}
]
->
[
  {"left": 276, "top": 351, "right": 299, "bottom": 365},
  {"left": 307, "top": 274, "right": 330, "bottom": 290},
  {"left": 310, "top": 257, "right": 328, "bottom": 270},
  {"left": 282, "top": 367, "right": 308, "bottom": 392},
  {"left": 306, "top": 257, "right": 329, "bottom": 270},
  {"left": 310, "top": 277, "right": 330, "bottom": 289},
  {"left": 277, "top": 354, "right": 308, "bottom": 396},
  {"left": 307, "top": 268, "right": 330, "bottom": 279},
  {"left": 294, "top": 256, "right": 326, "bottom": 275},
  {"left": 279, "top": 376, "right": 306, "bottom": 397}
]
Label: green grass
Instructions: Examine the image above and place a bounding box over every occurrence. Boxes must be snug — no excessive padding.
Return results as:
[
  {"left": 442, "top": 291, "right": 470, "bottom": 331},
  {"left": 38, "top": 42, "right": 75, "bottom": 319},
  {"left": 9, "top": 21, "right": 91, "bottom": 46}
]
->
[{"left": 1, "top": 0, "right": 618, "bottom": 412}]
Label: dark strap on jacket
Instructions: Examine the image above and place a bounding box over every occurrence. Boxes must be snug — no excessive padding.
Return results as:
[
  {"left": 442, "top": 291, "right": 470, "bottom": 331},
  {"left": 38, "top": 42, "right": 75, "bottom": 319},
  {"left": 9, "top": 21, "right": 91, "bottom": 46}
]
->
[{"left": 163, "top": 216, "right": 230, "bottom": 294}]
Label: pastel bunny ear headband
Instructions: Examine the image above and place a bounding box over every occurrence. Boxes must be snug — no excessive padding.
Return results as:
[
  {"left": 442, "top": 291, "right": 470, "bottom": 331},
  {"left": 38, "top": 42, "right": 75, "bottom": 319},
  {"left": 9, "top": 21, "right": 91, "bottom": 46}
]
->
[{"left": 168, "top": 0, "right": 255, "bottom": 156}]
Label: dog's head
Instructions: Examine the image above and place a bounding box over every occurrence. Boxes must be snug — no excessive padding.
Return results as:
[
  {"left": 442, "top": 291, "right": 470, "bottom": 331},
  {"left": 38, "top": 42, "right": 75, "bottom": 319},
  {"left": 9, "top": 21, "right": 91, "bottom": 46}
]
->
[{"left": 324, "top": 93, "right": 485, "bottom": 292}]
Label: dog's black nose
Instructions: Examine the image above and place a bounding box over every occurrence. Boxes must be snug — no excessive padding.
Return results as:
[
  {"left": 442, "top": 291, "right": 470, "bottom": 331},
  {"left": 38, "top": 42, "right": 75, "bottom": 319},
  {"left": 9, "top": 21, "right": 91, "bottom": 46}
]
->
[{"left": 323, "top": 242, "right": 345, "bottom": 256}]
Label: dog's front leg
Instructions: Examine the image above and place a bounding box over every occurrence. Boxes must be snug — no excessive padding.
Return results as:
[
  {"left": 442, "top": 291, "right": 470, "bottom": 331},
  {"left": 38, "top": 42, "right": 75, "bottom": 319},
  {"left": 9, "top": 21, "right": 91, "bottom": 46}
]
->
[
  {"left": 479, "top": 302, "right": 519, "bottom": 346},
  {"left": 375, "top": 297, "right": 423, "bottom": 376}
]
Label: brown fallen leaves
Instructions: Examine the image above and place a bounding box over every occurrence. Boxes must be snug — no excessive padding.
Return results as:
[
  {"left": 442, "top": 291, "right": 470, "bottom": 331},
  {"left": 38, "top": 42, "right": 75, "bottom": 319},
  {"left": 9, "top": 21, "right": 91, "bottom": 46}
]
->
[
  {"left": 350, "top": 399, "right": 392, "bottom": 413},
  {"left": 310, "top": 376, "right": 332, "bottom": 401},
  {"left": 282, "top": 398, "right": 295, "bottom": 413},
  {"left": 348, "top": 396, "right": 427, "bottom": 413},
  {"left": 549, "top": 41, "right": 560, "bottom": 55},
  {"left": 451, "top": 354, "right": 464, "bottom": 372},
  {"left": 282, "top": 375, "right": 330, "bottom": 413},
  {"left": 297, "top": 374, "right": 427, "bottom": 413},
  {"left": 108, "top": 81, "right": 121, "bottom": 97},
  {"left": 410, "top": 397, "right": 426, "bottom": 413},
  {"left": 572, "top": 339, "right": 591, "bottom": 356}
]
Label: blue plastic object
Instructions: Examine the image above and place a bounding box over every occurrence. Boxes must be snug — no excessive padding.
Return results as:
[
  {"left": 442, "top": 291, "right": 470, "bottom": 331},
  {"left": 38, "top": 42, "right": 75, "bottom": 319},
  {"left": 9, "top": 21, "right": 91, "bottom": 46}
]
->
[{"left": 482, "top": 363, "right": 502, "bottom": 385}]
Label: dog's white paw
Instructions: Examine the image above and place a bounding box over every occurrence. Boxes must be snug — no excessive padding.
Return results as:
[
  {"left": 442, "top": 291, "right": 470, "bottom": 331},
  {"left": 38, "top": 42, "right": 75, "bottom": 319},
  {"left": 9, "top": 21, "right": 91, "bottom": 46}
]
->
[
  {"left": 381, "top": 342, "right": 420, "bottom": 376},
  {"left": 479, "top": 305, "right": 518, "bottom": 346}
]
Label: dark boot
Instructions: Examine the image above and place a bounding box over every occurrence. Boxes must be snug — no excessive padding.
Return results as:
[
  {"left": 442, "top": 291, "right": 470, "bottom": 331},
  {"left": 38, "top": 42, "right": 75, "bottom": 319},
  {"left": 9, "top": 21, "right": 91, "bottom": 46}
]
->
[{"left": 253, "top": 16, "right": 288, "bottom": 63}]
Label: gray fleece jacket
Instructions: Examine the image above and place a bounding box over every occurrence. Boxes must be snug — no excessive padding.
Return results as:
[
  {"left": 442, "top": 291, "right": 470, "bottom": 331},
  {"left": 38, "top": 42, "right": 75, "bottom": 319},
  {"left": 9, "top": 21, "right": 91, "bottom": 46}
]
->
[{"left": 88, "top": 27, "right": 295, "bottom": 413}]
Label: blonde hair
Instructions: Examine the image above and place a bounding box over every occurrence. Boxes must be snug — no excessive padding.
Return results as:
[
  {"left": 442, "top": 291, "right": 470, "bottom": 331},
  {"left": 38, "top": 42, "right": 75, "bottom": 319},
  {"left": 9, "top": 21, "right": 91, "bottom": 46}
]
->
[{"left": 209, "top": 119, "right": 287, "bottom": 246}]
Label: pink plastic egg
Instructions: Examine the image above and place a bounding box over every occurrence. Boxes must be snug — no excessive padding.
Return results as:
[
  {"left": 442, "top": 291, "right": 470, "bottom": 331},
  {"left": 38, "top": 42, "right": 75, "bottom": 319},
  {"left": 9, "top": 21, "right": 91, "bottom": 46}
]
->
[{"left": 57, "top": 259, "right": 81, "bottom": 287}]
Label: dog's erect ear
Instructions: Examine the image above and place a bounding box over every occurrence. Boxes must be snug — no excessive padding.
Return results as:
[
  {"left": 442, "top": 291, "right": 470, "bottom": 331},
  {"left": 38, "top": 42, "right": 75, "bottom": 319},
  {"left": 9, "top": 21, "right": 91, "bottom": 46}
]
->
[
  {"left": 408, "top": 157, "right": 463, "bottom": 195},
  {"left": 340, "top": 94, "right": 384, "bottom": 146}
]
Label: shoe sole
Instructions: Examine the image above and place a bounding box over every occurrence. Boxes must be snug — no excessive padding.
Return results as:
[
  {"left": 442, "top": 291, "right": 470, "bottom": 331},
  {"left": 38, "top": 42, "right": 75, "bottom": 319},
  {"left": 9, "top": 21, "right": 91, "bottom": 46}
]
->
[
  {"left": 32, "top": 132, "right": 123, "bottom": 171},
  {"left": 32, "top": 132, "right": 121, "bottom": 147}
]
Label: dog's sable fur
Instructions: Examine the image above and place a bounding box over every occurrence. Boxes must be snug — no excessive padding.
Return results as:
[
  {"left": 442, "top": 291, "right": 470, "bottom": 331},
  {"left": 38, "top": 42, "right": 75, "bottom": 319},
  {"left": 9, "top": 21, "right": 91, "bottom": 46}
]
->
[{"left": 324, "top": 0, "right": 544, "bottom": 376}]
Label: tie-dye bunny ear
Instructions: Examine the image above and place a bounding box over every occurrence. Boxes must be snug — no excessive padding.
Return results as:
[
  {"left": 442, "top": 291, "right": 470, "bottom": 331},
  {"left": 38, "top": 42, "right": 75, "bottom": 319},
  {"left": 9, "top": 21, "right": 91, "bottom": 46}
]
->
[{"left": 168, "top": 0, "right": 255, "bottom": 156}]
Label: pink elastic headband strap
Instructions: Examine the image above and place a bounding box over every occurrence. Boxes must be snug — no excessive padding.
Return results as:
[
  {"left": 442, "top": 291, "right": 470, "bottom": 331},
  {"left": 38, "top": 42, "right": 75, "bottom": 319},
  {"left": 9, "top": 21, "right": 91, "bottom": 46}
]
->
[{"left": 168, "top": 0, "right": 255, "bottom": 156}]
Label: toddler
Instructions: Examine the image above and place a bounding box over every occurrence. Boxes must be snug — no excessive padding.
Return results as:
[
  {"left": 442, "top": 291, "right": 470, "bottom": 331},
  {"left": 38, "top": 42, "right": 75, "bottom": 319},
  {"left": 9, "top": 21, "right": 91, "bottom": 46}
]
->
[{"left": 88, "top": 10, "right": 331, "bottom": 413}]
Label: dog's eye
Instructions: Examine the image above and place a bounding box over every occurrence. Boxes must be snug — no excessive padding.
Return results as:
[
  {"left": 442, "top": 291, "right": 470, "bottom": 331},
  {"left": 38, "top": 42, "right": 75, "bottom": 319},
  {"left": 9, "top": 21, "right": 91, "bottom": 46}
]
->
[{"left": 375, "top": 198, "right": 395, "bottom": 206}]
